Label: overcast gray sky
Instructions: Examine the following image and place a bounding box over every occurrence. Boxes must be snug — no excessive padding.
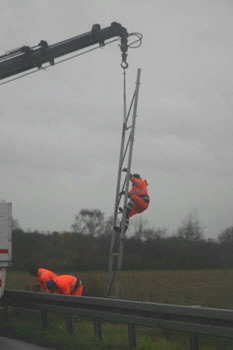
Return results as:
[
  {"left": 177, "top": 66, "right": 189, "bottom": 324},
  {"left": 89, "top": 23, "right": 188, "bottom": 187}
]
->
[{"left": 1, "top": 0, "right": 233, "bottom": 239}]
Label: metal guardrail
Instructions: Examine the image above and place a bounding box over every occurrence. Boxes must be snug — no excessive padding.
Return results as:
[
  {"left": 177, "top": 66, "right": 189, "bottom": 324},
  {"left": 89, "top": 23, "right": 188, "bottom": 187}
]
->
[{"left": 2, "top": 289, "right": 233, "bottom": 349}]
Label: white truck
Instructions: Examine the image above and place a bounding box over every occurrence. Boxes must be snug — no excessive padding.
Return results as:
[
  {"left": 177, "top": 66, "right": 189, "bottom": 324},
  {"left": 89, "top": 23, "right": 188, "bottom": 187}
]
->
[{"left": 0, "top": 202, "right": 12, "bottom": 298}]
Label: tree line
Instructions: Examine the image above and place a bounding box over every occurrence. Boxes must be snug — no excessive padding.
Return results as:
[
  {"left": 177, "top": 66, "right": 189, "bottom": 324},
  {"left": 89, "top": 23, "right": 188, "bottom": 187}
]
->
[{"left": 11, "top": 209, "right": 233, "bottom": 271}]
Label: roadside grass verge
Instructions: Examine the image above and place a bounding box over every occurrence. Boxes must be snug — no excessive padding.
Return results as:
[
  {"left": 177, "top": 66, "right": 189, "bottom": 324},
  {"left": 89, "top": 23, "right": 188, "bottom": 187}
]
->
[
  {"left": 0, "top": 308, "right": 185, "bottom": 350},
  {"left": 1, "top": 307, "right": 233, "bottom": 350},
  {"left": 3, "top": 269, "right": 233, "bottom": 349}
]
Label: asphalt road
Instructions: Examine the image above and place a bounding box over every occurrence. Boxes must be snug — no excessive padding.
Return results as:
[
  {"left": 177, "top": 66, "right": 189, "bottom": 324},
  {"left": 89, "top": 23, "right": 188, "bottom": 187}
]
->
[{"left": 0, "top": 336, "right": 54, "bottom": 350}]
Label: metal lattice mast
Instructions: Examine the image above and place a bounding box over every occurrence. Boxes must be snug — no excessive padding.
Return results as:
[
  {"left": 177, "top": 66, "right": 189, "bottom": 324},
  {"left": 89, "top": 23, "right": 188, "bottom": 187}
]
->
[{"left": 106, "top": 68, "right": 141, "bottom": 298}]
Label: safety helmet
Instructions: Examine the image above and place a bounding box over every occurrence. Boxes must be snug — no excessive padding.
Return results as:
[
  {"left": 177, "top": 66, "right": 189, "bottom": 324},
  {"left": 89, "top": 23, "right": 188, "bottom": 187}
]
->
[
  {"left": 46, "top": 280, "right": 56, "bottom": 290},
  {"left": 133, "top": 173, "right": 140, "bottom": 179}
]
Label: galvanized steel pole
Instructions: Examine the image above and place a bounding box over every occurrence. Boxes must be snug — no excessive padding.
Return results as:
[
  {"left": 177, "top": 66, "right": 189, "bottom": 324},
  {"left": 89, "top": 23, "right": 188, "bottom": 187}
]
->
[{"left": 106, "top": 68, "right": 141, "bottom": 298}]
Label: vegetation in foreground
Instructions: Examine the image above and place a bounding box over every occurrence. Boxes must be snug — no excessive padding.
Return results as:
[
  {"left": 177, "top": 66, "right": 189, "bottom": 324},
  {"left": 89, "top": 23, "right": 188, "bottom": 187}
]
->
[
  {"left": 2, "top": 310, "right": 233, "bottom": 350},
  {"left": 2, "top": 269, "right": 233, "bottom": 349}
]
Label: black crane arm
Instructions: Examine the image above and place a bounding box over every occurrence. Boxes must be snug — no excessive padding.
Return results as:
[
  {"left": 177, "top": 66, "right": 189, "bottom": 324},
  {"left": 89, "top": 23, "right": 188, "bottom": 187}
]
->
[{"left": 0, "top": 22, "right": 129, "bottom": 80}]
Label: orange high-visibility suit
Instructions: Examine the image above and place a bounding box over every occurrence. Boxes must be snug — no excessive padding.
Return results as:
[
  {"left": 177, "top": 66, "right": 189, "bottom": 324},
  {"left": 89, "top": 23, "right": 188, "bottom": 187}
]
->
[
  {"left": 52, "top": 275, "right": 84, "bottom": 296},
  {"left": 37, "top": 268, "right": 57, "bottom": 292},
  {"left": 120, "top": 174, "right": 149, "bottom": 233},
  {"left": 114, "top": 173, "right": 150, "bottom": 233},
  {"left": 127, "top": 176, "right": 150, "bottom": 218}
]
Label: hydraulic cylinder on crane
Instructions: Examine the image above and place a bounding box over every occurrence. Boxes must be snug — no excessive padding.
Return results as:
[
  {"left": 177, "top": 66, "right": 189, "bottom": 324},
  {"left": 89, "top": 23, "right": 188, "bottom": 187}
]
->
[{"left": 0, "top": 22, "right": 129, "bottom": 81}]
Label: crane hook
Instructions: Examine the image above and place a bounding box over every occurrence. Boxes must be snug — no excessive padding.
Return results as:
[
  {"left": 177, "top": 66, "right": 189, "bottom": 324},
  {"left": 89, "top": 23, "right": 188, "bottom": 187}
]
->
[
  {"left": 121, "top": 59, "right": 129, "bottom": 69},
  {"left": 120, "top": 36, "right": 129, "bottom": 69}
]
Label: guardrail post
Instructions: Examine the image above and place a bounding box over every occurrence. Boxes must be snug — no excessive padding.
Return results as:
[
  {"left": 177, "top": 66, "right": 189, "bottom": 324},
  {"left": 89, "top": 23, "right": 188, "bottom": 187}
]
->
[
  {"left": 128, "top": 323, "right": 136, "bottom": 349},
  {"left": 93, "top": 318, "right": 102, "bottom": 339},
  {"left": 189, "top": 333, "right": 199, "bottom": 350},
  {"left": 1, "top": 306, "right": 8, "bottom": 322},
  {"left": 65, "top": 314, "right": 73, "bottom": 335},
  {"left": 41, "top": 310, "right": 48, "bottom": 329}
]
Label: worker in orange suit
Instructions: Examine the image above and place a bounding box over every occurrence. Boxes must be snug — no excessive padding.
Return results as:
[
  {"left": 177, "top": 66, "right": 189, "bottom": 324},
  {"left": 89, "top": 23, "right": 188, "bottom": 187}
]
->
[
  {"left": 46, "top": 275, "right": 84, "bottom": 296},
  {"left": 114, "top": 168, "right": 150, "bottom": 233},
  {"left": 30, "top": 267, "right": 57, "bottom": 292}
]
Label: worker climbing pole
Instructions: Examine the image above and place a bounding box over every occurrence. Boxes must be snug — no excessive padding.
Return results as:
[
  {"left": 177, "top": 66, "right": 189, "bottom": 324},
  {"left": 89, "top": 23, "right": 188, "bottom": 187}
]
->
[
  {"left": 106, "top": 67, "right": 142, "bottom": 298},
  {"left": 0, "top": 21, "right": 143, "bottom": 298}
]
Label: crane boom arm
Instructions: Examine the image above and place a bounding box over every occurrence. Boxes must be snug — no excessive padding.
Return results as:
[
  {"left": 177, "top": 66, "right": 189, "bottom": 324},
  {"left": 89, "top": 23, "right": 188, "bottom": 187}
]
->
[{"left": 0, "top": 22, "right": 128, "bottom": 80}]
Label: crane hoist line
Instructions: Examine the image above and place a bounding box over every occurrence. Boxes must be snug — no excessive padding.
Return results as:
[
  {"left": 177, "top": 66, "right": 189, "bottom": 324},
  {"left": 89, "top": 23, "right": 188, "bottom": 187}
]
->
[{"left": 0, "top": 22, "right": 143, "bottom": 83}]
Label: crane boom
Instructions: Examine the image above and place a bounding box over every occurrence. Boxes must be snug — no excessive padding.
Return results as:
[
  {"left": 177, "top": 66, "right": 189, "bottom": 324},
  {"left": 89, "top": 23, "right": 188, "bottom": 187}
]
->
[{"left": 0, "top": 22, "right": 129, "bottom": 80}]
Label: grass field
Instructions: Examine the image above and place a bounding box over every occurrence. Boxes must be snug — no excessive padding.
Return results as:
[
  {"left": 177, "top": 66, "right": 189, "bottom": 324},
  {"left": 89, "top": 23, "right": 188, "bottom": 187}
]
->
[
  {"left": 2, "top": 269, "right": 233, "bottom": 350},
  {"left": 5, "top": 268, "right": 233, "bottom": 308}
]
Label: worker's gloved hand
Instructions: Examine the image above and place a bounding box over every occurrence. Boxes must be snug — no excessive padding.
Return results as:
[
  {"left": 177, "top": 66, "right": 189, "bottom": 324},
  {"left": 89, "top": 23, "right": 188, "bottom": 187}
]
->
[{"left": 122, "top": 168, "right": 128, "bottom": 172}]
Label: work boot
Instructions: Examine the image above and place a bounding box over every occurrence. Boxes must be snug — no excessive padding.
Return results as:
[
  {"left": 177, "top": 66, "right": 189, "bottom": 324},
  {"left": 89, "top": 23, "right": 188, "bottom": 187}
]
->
[{"left": 113, "top": 226, "right": 121, "bottom": 232}]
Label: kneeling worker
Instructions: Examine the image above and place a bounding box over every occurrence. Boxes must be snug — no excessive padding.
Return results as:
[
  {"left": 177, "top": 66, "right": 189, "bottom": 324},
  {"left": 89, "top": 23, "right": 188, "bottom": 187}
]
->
[
  {"left": 46, "top": 275, "right": 84, "bottom": 296},
  {"left": 30, "top": 267, "right": 57, "bottom": 292}
]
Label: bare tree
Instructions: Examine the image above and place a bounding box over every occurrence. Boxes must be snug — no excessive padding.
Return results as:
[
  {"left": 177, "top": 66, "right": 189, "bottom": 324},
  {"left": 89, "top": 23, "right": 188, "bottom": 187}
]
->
[
  {"left": 176, "top": 210, "right": 205, "bottom": 241},
  {"left": 131, "top": 217, "right": 148, "bottom": 240},
  {"left": 71, "top": 209, "right": 105, "bottom": 236},
  {"left": 131, "top": 217, "right": 167, "bottom": 240},
  {"left": 12, "top": 217, "right": 21, "bottom": 231},
  {"left": 218, "top": 226, "right": 233, "bottom": 243},
  {"left": 143, "top": 227, "right": 167, "bottom": 241}
]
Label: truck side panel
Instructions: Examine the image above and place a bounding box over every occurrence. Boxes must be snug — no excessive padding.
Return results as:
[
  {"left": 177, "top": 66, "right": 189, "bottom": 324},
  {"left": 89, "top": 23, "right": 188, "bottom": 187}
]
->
[
  {"left": 0, "top": 202, "right": 12, "bottom": 298},
  {"left": 0, "top": 202, "right": 12, "bottom": 267}
]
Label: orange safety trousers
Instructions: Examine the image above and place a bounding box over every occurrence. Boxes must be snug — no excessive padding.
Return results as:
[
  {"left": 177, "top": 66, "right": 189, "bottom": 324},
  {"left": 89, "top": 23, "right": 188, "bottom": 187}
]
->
[
  {"left": 72, "top": 284, "right": 84, "bottom": 296},
  {"left": 127, "top": 194, "right": 149, "bottom": 218}
]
